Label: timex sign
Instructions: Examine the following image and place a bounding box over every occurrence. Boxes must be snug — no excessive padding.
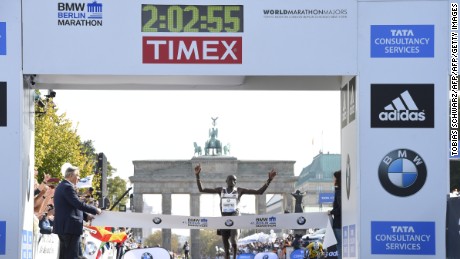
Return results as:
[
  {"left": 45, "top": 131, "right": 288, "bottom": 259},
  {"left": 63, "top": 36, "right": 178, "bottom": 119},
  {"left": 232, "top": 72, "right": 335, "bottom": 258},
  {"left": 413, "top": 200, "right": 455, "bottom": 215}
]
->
[
  {"left": 371, "top": 84, "right": 434, "bottom": 128},
  {"left": 142, "top": 36, "right": 242, "bottom": 64}
]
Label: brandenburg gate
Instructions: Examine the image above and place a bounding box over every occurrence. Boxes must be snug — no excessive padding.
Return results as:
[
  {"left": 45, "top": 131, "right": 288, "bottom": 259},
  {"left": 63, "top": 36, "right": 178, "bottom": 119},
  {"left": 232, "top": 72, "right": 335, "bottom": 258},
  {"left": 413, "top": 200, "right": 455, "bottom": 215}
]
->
[{"left": 129, "top": 119, "right": 297, "bottom": 259}]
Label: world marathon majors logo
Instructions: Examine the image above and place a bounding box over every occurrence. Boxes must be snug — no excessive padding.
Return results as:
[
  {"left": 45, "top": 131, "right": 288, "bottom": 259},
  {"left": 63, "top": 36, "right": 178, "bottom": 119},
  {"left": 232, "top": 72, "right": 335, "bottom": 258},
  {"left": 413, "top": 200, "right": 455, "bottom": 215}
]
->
[{"left": 378, "top": 149, "right": 427, "bottom": 197}]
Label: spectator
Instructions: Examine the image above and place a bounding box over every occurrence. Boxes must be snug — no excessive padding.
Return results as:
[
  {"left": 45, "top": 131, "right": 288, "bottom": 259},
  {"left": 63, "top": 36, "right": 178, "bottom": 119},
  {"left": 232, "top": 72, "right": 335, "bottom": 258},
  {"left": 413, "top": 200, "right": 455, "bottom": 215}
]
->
[
  {"left": 183, "top": 241, "right": 190, "bottom": 259},
  {"left": 38, "top": 213, "right": 52, "bottom": 234},
  {"left": 53, "top": 165, "right": 101, "bottom": 259},
  {"left": 329, "top": 170, "right": 342, "bottom": 259},
  {"left": 291, "top": 234, "right": 302, "bottom": 250}
]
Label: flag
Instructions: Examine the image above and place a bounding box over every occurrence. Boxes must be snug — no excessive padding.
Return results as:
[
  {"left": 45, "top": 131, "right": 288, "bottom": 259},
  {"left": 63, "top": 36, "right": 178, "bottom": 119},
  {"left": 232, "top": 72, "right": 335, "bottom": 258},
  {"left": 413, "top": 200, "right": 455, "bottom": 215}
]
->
[
  {"left": 109, "top": 232, "right": 128, "bottom": 243},
  {"left": 77, "top": 175, "right": 94, "bottom": 188},
  {"left": 87, "top": 226, "right": 113, "bottom": 242},
  {"left": 87, "top": 226, "right": 127, "bottom": 243}
]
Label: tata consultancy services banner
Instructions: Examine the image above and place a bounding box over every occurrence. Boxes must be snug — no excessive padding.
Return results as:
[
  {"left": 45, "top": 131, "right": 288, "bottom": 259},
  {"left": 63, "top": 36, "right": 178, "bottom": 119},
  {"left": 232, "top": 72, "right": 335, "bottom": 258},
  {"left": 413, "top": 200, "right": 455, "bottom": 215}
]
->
[{"left": 22, "top": 0, "right": 356, "bottom": 76}]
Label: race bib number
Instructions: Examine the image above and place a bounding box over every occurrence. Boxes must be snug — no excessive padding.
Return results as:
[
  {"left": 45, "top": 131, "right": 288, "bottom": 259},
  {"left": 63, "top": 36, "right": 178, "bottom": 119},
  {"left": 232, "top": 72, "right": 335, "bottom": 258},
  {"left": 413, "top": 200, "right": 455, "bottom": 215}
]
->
[{"left": 221, "top": 197, "right": 237, "bottom": 213}]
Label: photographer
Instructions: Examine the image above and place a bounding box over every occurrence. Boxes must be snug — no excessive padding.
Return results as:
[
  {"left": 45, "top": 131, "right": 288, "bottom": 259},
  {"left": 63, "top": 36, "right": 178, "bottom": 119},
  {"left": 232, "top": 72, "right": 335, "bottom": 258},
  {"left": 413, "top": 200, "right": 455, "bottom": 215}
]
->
[{"left": 39, "top": 204, "right": 54, "bottom": 235}]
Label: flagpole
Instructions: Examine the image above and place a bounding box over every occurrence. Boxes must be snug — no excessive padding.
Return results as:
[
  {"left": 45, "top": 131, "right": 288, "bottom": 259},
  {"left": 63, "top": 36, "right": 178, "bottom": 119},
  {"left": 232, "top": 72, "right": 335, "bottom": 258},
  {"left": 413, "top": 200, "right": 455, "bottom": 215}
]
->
[{"left": 109, "top": 187, "right": 132, "bottom": 211}]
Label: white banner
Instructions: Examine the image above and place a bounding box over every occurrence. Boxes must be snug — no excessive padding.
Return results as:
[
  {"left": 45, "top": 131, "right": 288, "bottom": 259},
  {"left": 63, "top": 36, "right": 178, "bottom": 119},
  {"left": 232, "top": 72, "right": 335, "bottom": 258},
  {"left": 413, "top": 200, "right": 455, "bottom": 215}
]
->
[
  {"left": 35, "top": 234, "right": 59, "bottom": 259},
  {"left": 77, "top": 174, "right": 94, "bottom": 189},
  {"left": 92, "top": 211, "right": 329, "bottom": 230}
]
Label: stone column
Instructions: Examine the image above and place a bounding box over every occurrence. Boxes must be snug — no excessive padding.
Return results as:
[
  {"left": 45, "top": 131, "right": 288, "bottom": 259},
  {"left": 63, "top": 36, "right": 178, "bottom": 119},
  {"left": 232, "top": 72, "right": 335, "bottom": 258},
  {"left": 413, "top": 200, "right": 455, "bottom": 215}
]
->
[
  {"left": 255, "top": 194, "right": 267, "bottom": 215},
  {"left": 283, "top": 192, "right": 294, "bottom": 213},
  {"left": 162, "top": 193, "right": 172, "bottom": 251},
  {"left": 190, "top": 193, "right": 201, "bottom": 259},
  {"left": 132, "top": 193, "right": 144, "bottom": 240}
]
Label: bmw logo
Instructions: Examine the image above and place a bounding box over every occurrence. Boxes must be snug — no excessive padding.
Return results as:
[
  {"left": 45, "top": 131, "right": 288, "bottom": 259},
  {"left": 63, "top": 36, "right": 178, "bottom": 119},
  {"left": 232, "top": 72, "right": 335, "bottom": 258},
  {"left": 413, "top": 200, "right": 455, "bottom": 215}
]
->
[
  {"left": 263, "top": 255, "right": 269, "bottom": 259},
  {"left": 225, "top": 219, "right": 234, "bottom": 227},
  {"left": 152, "top": 217, "right": 162, "bottom": 224},
  {"left": 378, "top": 149, "right": 427, "bottom": 197},
  {"left": 141, "top": 252, "right": 154, "bottom": 259},
  {"left": 297, "top": 216, "right": 306, "bottom": 225},
  {"left": 346, "top": 154, "right": 351, "bottom": 200}
]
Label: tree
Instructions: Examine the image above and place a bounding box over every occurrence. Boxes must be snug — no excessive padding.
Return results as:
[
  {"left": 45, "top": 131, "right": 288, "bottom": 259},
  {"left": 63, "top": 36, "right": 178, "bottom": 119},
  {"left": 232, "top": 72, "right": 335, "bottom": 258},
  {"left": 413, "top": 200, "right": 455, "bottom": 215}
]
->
[
  {"left": 34, "top": 96, "right": 93, "bottom": 180},
  {"left": 107, "top": 176, "right": 129, "bottom": 211},
  {"left": 199, "top": 229, "right": 224, "bottom": 258},
  {"left": 143, "top": 230, "right": 180, "bottom": 252},
  {"left": 34, "top": 93, "right": 121, "bottom": 203}
]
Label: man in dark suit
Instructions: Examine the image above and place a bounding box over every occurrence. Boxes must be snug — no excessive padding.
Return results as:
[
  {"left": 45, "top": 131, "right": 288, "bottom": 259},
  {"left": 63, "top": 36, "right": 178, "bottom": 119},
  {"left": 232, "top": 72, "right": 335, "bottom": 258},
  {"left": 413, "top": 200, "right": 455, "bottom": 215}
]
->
[{"left": 53, "top": 165, "right": 102, "bottom": 259}]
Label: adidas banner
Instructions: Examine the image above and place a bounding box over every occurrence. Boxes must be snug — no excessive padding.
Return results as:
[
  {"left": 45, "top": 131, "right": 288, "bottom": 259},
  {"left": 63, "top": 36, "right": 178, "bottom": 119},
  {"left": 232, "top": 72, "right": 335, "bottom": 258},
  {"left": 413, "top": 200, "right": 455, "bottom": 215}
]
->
[
  {"left": 370, "top": 84, "right": 434, "bottom": 128},
  {"left": 92, "top": 211, "right": 329, "bottom": 230}
]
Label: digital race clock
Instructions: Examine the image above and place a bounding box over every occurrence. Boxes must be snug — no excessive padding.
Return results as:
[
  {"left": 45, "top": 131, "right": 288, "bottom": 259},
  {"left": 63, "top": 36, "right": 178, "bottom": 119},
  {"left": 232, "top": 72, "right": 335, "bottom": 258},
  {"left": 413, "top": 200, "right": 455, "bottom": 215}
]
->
[{"left": 141, "top": 5, "right": 244, "bottom": 33}]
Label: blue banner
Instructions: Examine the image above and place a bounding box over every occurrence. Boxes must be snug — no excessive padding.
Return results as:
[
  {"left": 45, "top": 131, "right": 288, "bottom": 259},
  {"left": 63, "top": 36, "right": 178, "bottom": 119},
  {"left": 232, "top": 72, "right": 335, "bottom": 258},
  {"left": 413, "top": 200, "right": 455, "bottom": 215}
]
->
[
  {"left": 0, "top": 22, "right": 5, "bottom": 55},
  {"left": 290, "top": 248, "right": 304, "bottom": 259},
  {"left": 238, "top": 253, "right": 255, "bottom": 259},
  {"left": 0, "top": 221, "right": 5, "bottom": 255},
  {"left": 371, "top": 25, "right": 434, "bottom": 58},
  {"left": 319, "top": 193, "right": 334, "bottom": 203},
  {"left": 371, "top": 221, "right": 435, "bottom": 255}
]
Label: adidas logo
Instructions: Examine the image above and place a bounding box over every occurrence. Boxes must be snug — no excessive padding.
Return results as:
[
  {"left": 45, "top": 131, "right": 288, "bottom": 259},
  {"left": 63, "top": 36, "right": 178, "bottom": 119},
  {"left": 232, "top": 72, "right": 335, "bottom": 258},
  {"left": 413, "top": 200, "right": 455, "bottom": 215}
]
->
[{"left": 378, "top": 90, "right": 426, "bottom": 121}]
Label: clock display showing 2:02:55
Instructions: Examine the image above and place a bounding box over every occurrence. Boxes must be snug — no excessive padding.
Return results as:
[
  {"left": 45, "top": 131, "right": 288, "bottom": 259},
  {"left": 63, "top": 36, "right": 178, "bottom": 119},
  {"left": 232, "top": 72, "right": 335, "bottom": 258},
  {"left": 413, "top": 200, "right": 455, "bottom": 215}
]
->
[{"left": 141, "top": 4, "right": 244, "bottom": 33}]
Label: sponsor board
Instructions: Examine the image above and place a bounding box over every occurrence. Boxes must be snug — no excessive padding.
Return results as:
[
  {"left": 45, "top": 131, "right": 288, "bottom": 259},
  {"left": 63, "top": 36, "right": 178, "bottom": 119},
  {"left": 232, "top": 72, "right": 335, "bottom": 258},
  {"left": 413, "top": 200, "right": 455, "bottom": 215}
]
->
[
  {"left": 371, "top": 25, "right": 434, "bottom": 58},
  {"left": 371, "top": 221, "right": 435, "bottom": 255},
  {"left": 342, "top": 226, "right": 348, "bottom": 257},
  {"left": 142, "top": 36, "right": 242, "bottom": 64},
  {"left": 378, "top": 149, "right": 427, "bottom": 197},
  {"left": 0, "top": 22, "right": 5, "bottom": 55},
  {"left": 318, "top": 193, "right": 334, "bottom": 203},
  {"left": 57, "top": 1, "right": 103, "bottom": 26},
  {"left": 0, "top": 221, "right": 4, "bottom": 255},
  {"left": 371, "top": 84, "right": 434, "bottom": 128},
  {"left": 345, "top": 154, "right": 351, "bottom": 200},
  {"left": 349, "top": 224, "right": 356, "bottom": 257},
  {"left": 341, "top": 77, "right": 356, "bottom": 129},
  {"left": 21, "top": 230, "right": 32, "bottom": 259},
  {"left": 0, "top": 82, "right": 6, "bottom": 127}
]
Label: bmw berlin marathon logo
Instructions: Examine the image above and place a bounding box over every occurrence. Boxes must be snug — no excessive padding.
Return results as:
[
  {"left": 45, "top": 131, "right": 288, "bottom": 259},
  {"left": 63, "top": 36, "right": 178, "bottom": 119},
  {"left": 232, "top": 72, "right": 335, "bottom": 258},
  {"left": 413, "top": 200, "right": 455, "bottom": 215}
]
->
[
  {"left": 371, "top": 84, "right": 434, "bottom": 128},
  {"left": 378, "top": 149, "right": 427, "bottom": 197}
]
